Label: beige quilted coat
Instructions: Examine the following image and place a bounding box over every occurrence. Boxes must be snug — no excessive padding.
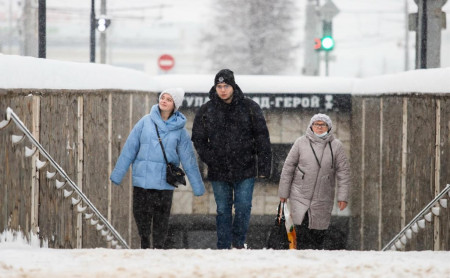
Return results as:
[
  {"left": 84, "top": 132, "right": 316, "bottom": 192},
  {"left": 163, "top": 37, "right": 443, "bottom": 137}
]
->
[{"left": 278, "top": 127, "right": 351, "bottom": 230}]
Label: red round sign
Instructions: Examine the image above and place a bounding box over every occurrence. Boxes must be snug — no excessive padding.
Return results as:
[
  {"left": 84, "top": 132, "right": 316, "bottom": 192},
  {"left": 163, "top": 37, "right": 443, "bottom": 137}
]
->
[{"left": 158, "top": 54, "right": 175, "bottom": 71}]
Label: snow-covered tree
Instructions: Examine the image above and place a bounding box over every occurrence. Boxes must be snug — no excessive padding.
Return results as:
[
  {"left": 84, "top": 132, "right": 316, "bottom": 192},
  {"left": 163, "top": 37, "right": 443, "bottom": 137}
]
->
[{"left": 204, "top": 0, "right": 298, "bottom": 75}]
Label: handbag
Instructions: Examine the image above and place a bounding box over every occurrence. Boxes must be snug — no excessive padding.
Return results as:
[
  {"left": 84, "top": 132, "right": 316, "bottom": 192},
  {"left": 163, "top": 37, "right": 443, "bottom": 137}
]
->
[
  {"left": 154, "top": 123, "right": 186, "bottom": 188},
  {"left": 267, "top": 201, "right": 290, "bottom": 249},
  {"left": 283, "top": 201, "right": 297, "bottom": 249}
]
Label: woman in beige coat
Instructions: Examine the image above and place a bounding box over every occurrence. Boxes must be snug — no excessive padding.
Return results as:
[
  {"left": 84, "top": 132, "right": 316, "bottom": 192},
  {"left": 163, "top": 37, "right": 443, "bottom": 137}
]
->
[{"left": 278, "top": 113, "right": 350, "bottom": 250}]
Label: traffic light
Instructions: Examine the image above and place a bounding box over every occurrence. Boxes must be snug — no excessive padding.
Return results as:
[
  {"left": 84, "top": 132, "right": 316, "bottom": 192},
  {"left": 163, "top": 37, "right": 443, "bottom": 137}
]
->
[
  {"left": 314, "top": 36, "right": 334, "bottom": 51},
  {"left": 96, "top": 16, "right": 111, "bottom": 32},
  {"left": 313, "top": 21, "right": 335, "bottom": 51},
  {"left": 314, "top": 38, "right": 322, "bottom": 50},
  {"left": 321, "top": 36, "right": 334, "bottom": 51},
  {"left": 321, "top": 21, "right": 334, "bottom": 51}
]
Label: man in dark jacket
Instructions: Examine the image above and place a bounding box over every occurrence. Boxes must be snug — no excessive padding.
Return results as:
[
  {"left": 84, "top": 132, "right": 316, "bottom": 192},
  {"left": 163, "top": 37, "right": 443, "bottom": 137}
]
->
[{"left": 192, "top": 69, "right": 272, "bottom": 249}]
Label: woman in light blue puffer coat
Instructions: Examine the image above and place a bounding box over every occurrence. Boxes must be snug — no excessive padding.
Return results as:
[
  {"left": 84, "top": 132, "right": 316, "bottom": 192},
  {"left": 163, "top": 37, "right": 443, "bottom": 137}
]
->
[{"left": 110, "top": 88, "right": 205, "bottom": 249}]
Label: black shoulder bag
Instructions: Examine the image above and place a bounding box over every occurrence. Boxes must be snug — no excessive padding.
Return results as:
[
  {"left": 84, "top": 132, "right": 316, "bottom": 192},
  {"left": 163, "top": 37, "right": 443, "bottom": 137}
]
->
[{"left": 154, "top": 123, "right": 186, "bottom": 188}]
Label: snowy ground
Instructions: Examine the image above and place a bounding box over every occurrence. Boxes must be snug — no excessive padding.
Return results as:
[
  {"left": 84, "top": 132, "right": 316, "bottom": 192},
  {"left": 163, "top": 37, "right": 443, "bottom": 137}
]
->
[{"left": 1, "top": 230, "right": 449, "bottom": 278}]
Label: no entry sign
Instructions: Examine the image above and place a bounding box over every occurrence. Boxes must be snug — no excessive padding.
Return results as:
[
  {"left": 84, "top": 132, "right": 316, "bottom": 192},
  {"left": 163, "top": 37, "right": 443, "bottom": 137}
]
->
[{"left": 158, "top": 54, "right": 175, "bottom": 71}]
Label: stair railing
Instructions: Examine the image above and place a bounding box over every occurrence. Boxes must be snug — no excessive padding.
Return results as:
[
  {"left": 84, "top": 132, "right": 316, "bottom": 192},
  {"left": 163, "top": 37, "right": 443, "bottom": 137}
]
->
[
  {"left": 0, "top": 107, "right": 129, "bottom": 249},
  {"left": 382, "top": 183, "right": 450, "bottom": 251}
]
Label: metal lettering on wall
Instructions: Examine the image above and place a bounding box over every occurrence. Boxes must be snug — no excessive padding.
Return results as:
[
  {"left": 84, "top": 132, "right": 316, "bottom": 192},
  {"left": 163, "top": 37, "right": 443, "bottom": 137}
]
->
[{"left": 182, "top": 93, "right": 351, "bottom": 112}]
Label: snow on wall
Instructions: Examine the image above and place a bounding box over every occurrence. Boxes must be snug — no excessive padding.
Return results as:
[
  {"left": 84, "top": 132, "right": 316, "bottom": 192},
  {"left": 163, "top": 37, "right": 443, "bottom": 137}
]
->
[
  {"left": 1, "top": 54, "right": 449, "bottom": 94},
  {"left": 152, "top": 74, "right": 355, "bottom": 94},
  {"left": 352, "top": 67, "right": 450, "bottom": 95},
  {"left": 0, "top": 54, "right": 156, "bottom": 91}
]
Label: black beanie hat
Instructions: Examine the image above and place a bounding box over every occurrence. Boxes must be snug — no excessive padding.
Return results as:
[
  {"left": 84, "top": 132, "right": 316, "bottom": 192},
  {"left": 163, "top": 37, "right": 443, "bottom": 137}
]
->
[{"left": 214, "top": 69, "right": 236, "bottom": 87}]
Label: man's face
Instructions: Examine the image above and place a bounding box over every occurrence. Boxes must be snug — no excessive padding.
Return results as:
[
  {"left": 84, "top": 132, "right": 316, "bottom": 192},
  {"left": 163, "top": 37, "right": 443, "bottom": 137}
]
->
[{"left": 215, "top": 82, "right": 234, "bottom": 104}]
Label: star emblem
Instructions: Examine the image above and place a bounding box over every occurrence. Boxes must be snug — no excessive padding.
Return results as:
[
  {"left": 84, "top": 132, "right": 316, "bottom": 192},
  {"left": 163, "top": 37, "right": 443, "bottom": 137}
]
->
[{"left": 325, "top": 95, "right": 333, "bottom": 110}]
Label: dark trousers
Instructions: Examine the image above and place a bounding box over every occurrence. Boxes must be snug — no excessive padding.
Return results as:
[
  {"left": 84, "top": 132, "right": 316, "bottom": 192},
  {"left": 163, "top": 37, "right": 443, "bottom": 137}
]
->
[
  {"left": 295, "top": 213, "right": 327, "bottom": 250},
  {"left": 133, "top": 187, "right": 174, "bottom": 249}
]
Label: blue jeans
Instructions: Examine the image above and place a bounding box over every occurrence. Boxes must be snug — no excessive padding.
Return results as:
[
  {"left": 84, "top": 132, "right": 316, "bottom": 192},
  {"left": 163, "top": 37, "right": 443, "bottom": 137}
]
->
[{"left": 211, "top": 177, "right": 255, "bottom": 249}]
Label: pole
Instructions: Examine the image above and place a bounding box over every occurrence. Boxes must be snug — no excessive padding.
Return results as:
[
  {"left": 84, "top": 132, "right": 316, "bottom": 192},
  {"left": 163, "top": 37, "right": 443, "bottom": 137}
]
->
[
  {"left": 325, "top": 51, "right": 329, "bottom": 76},
  {"left": 8, "top": 0, "right": 12, "bottom": 53},
  {"left": 404, "top": 0, "right": 409, "bottom": 71},
  {"left": 38, "top": 0, "right": 46, "bottom": 58},
  {"left": 100, "top": 0, "right": 106, "bottom": 64},
  {"left": 303, "top": 0, "right": 321, "bottom": 75},
  {"left": 418, "top": 0, "right": 427, "bottom": 68},
  {"left": 22, "top": 0, "right": 38, "bottom": 57},
  {"left": 90, "top": 0, "right": 96, "bottom": 63},
  {"left": 414, "top": 0, "right": 447, "bottom": 69}
]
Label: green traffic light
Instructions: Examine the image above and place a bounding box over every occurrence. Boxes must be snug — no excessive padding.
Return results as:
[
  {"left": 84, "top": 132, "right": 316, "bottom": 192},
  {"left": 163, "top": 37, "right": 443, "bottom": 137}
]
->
[{"left": 321, "top": 36, "right": 334, "bottom": 50}]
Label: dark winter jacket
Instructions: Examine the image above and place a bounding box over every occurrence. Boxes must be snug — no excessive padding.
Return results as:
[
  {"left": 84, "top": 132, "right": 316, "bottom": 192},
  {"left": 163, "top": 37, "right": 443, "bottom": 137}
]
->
[{"left": 192, "top": 84, "right": 272, "bottom": 182}]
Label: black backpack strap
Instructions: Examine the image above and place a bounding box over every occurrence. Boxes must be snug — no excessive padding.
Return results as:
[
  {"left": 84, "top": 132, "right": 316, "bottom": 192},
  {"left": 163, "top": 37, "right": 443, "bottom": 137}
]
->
[
  {"left": 309, "top": 140, "right": 321, "bottom": 168},
  {"left": 243, "top": 98, "right": 255, "bottom": 134},
  {"left": 243, "top": 98, "right": 256, "bottom": 153},
  {"left": 329, "top": 141, "right": 334, "bottom": 169},
  {"left": 154, "top": 123, "right": 170, "bottom": 166},
  {"left": 200, "top": 101, "right": 210, "bottom": 136}
]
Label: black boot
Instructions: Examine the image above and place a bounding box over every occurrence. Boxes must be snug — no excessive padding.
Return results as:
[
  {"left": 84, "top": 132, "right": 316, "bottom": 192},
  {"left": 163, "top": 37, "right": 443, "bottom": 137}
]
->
[{"left": 141, "top": 236, "right": 150, "bottom": 249}]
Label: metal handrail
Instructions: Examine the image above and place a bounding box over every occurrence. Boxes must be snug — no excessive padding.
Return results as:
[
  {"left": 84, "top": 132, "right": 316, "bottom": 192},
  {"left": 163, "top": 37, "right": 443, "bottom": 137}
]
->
[
  {"left": 382, "top": 183, "right": 450, "bottom": 251},
  {"left": 2, "top": 107, "right": 129, "bottom": 249}
]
